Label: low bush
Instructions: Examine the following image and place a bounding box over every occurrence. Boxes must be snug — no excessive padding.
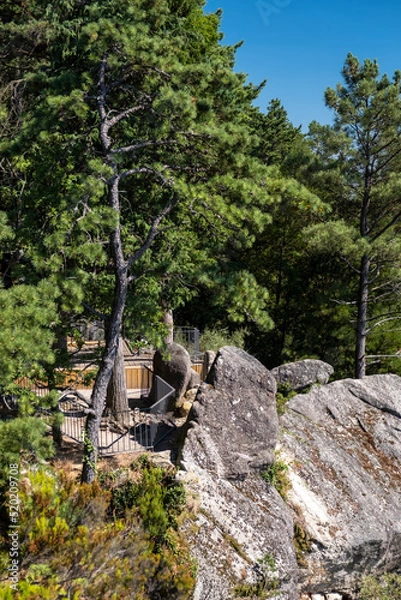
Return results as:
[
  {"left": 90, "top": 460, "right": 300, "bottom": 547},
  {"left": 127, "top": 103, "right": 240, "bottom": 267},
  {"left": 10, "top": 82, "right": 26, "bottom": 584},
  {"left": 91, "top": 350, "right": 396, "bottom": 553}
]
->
[
  {"left": 260, "top": 457, "right": 291, "bottom": 500},
  {"left": 0, "top": 457, "right": 195, "bottom": 599},
  {"left": 199, "top": 327, "right": 249, "bottom": 352},
  {"left": 359, "top": 572, "right": 401, "bottom": 600}
]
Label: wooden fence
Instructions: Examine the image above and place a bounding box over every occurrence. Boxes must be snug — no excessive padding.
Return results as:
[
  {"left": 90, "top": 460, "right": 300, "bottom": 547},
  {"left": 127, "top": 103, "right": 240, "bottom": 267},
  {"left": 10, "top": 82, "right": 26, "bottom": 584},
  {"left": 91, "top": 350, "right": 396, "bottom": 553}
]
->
[{"left": 18, "top": 362, "right": 204, "bottom": 396}]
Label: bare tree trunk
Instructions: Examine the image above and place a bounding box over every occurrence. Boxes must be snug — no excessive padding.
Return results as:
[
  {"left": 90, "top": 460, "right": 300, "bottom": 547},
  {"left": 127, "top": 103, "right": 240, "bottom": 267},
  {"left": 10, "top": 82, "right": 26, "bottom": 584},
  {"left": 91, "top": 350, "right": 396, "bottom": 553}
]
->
[
  {"left": 355, "top": 253, "right": 370, "bottom": 379},
  {"left": 81, "top": 53, "right": 180, "bottom": 483},
  {"left": 106, "top": 335, "right": 130, "bottom": 425},
  {"left": 162, "top": 303, "right": 174, "bottom": 345},
  {"left": 81, "top": 220, "right": 128, "bottom": 483}
]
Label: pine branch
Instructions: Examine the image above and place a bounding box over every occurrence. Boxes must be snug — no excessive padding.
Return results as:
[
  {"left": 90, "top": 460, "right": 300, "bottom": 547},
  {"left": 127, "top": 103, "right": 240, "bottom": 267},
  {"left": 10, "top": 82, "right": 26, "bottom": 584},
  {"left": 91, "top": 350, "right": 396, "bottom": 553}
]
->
[
  {"left": 330, "top": 298, "right": 357, "bottom": 305},
  {"left": 338, "top": 254, "right": 361, "bottom": 274},
  {"left": 82, "top": 302, "right": 107, "bottom": 321},
  {"left": 127, "top": 192, "right": 180, "bottom": 271},
  {"left": 119, "top": 166, "right": 172, "bottom": 184},
  {"left": 107, "top": 103, "right": 151, "bottom": 128},
  {"left": 366, "top": 314, "right": 401, "bottom": 333},
  {"left": 371, "top": 207, "right": 401, "bottom": 241},
  {"left": 112, "top": 139, "right": 179, "bottom": 155}
]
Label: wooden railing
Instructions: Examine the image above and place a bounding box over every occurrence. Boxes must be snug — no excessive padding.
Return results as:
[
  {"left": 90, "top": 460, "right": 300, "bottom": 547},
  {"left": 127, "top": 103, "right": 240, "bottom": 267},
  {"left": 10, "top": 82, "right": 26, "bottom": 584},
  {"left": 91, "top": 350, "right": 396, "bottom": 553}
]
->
[{"left": 18, "top": 362, "right": 204, "bottom": 396}]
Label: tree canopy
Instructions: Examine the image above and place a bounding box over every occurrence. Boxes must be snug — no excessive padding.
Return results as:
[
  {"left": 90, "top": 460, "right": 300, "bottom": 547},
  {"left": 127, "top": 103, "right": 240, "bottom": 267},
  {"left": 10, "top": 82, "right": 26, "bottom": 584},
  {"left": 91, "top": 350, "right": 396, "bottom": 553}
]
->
[
  {"left": 1, "top": 0, "right": 401, "bottom": 483},
  {"left": 1, "top": 0, "right": 312, "bottom": 480},
  {"left": 305, "top": 54, "right": 401, "bottom": 377}
]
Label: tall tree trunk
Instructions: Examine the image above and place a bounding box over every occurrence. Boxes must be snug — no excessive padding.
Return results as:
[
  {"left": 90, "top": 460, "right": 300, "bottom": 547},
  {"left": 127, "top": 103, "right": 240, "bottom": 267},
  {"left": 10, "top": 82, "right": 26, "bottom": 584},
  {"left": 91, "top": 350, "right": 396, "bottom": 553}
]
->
[
  {"left": 81, "top": 176, "right": 128, "bottom": 483},
  {"left": 81, "top": 266, "right": 127, "bottom": 483},
  {"left": 46, "top": 367, "right": 63, "bottom": 448},
  {"left": 355, "top": 253, "right": 370, "bottom": 379},
  {"left": 162, "top": 302, "right": 174, "bottom": 345},
  {"left": 81, "top": 54, "right": 181, "bottom": 483},
  {"left": 106, "top": 335, "right": 130, "bottom": 425}
]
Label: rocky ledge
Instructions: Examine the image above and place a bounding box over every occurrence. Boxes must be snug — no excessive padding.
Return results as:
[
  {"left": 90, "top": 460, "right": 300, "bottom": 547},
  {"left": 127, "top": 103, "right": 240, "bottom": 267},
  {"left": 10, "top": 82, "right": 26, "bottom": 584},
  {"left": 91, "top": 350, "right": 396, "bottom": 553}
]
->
[
  {"left": 178, "top": 347, "right": 401, "bottom": 599},
  {"left": 281, "top": 374, "right": 401, "bottom": 598}
]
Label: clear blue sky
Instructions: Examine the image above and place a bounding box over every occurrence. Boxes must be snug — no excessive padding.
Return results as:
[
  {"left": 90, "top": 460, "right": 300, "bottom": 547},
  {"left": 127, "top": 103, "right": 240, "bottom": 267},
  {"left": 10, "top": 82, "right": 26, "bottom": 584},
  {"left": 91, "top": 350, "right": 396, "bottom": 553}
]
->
[{"left": 204, "top": 0, "right": 401, "bottom": 130}]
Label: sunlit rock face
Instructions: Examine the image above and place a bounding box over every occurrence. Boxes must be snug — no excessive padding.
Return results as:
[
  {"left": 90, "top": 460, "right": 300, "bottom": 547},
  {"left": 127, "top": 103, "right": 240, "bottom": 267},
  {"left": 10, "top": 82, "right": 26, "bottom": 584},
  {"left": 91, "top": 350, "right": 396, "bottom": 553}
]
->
[
  {"left": 180, "top": 346, "right": 299, "bottom": 600},
  {"left": 280, "top": 374, "right": 401, "bottom": 597},
  {"left": 179, "top": 345, "right": 401, "bottom": 599},
  {"left": 271, "top": 359, "right": 334, "bottom": 391}
]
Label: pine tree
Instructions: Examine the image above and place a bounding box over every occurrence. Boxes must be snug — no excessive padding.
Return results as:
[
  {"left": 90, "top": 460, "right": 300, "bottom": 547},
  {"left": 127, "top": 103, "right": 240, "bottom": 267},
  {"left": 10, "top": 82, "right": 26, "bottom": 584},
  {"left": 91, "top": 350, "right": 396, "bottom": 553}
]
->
[
  {"left": 1, "top": 0, "right": 289, "bottom": 482},
  {"left": 238, "top": 101, "right": 328, "bottom": 367},
  {"left": 306, "top": 54, "right": 401, "bottom": 378}
]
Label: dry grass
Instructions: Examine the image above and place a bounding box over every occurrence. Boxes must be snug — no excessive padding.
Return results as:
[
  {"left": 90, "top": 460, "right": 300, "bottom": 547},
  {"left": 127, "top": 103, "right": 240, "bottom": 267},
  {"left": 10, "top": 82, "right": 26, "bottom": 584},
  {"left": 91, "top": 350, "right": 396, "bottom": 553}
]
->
[{"left": 51, "top": 435, "right": 149, "bottom": 480}]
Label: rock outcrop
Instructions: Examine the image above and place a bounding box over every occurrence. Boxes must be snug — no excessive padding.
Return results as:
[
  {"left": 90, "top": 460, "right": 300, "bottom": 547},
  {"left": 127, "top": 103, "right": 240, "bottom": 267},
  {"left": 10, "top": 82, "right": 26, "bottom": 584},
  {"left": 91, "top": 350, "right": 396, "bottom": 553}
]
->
[
  {"left": 272, "top": 359, "right": 334, "bottom": 391},
  {"left": 187, "top": 346, "right": 279, "bottom": 478},
  {"left": 178, "top": 347, "right": 401, "bottom": 599},
  {"left": 149, "top": 342, "right": 199, "bottom": 406},
  {"left": 202, "top": 350, "right": 216, "bottom": 379},
  {"left": 280, "top": 374, "right": 401, "bottom": 597},
  {"left": 180, "top": 346, "right": 299, "bottom": 599}
]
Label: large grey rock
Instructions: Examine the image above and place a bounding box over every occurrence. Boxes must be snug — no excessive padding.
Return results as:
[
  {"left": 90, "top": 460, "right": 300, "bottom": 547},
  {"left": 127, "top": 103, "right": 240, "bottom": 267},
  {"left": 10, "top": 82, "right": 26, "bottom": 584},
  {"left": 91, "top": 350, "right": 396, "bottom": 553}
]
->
[
  {"left": 272, "top": 359, "right": 334, "bottom": 391},
  {"left": 180, "top": 347, "right": 299, "bottom": 599},
  {"left": 179, "top": 348, "right": 401, "bottom": 599},
  {"left": 178, "top": 468, "right": 299, "bottom": 600},
  {"left": 150, "top": 342, "right": 196, "bottom": 406},
  {"left": 280, "top": 374, "right": 401, "bottom": 597},
  {"left": 187, "top": 345, "right": 279, "bottom": 478}
]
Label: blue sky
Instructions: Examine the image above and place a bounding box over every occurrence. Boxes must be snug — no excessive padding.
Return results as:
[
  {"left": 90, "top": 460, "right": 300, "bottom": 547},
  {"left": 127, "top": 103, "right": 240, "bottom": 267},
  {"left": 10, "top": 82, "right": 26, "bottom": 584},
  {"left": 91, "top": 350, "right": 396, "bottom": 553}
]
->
[{"left": 204, "top": 0, "right": 401, "bottom": 130}]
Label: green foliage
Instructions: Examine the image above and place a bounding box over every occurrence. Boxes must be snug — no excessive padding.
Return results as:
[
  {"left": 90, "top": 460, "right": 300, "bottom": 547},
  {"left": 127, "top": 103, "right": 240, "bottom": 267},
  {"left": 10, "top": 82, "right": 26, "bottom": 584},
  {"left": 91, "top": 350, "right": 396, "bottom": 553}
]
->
[
  {"left": 219, "top": 103, "right": 333, "bottom": 371},
  {"left": 0, "top": 282, "right": 58, "bottom": 388},
  {"left": 260, "top": 457, "right": 291, "bottom": 500},
  {"left": 305, "top": 54, "right": 401, "bottom": 377},
  {"left": 275, "top": 384, "right": 297, "bottom": 416},
  {"left": 0, "top": 417, "right": 54, "bottom": 490},
  {"left": 107, "top": 456, "right": 186, "bottom": 543},
  {"left": 0, "top": 458, "right": 195, "bottom": 599},
  {"left": 293, "top": 522, "right": 312, "bottom": 566},
  {"left": 250, "top": 98, "right": 303, "bottom": 168},
  {"left": 199, "top": 327, "right": 249, "bottom": 352},
  {"left": 359, "top": 572, "right": 401, "bottom": 600}
]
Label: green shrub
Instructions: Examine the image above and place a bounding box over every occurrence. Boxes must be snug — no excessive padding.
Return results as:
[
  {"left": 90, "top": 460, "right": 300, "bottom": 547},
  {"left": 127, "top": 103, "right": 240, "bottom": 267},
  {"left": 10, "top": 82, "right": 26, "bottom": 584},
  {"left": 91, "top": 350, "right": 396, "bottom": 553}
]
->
[
  {"left": 260, "top": 458, "right": 291, "bottom": 500},
  {"left": 108, "top": 456, "right": 187, "bottom": 543},
  {"left": 359, "top": 572, "right": 401, "bottom": 600},
  {"left": 0, "top": 417, "right": 54, "bottom": 494},
  {"left": 199, "top": 327, "right": 248, "bottom": 352},
  {"left": 0, "top": 458, "right": 195, "bottom": 599}
]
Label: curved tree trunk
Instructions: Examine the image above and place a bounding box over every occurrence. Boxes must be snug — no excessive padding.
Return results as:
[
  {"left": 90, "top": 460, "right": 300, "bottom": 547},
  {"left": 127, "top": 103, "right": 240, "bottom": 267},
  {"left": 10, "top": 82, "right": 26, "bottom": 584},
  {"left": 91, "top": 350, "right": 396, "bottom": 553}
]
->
[
  {"left": 81, "top": 177, "right": 128, "bottom": 483},
  {"left": 81, "top": 53, "right": 180, "bottom": 484}
]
